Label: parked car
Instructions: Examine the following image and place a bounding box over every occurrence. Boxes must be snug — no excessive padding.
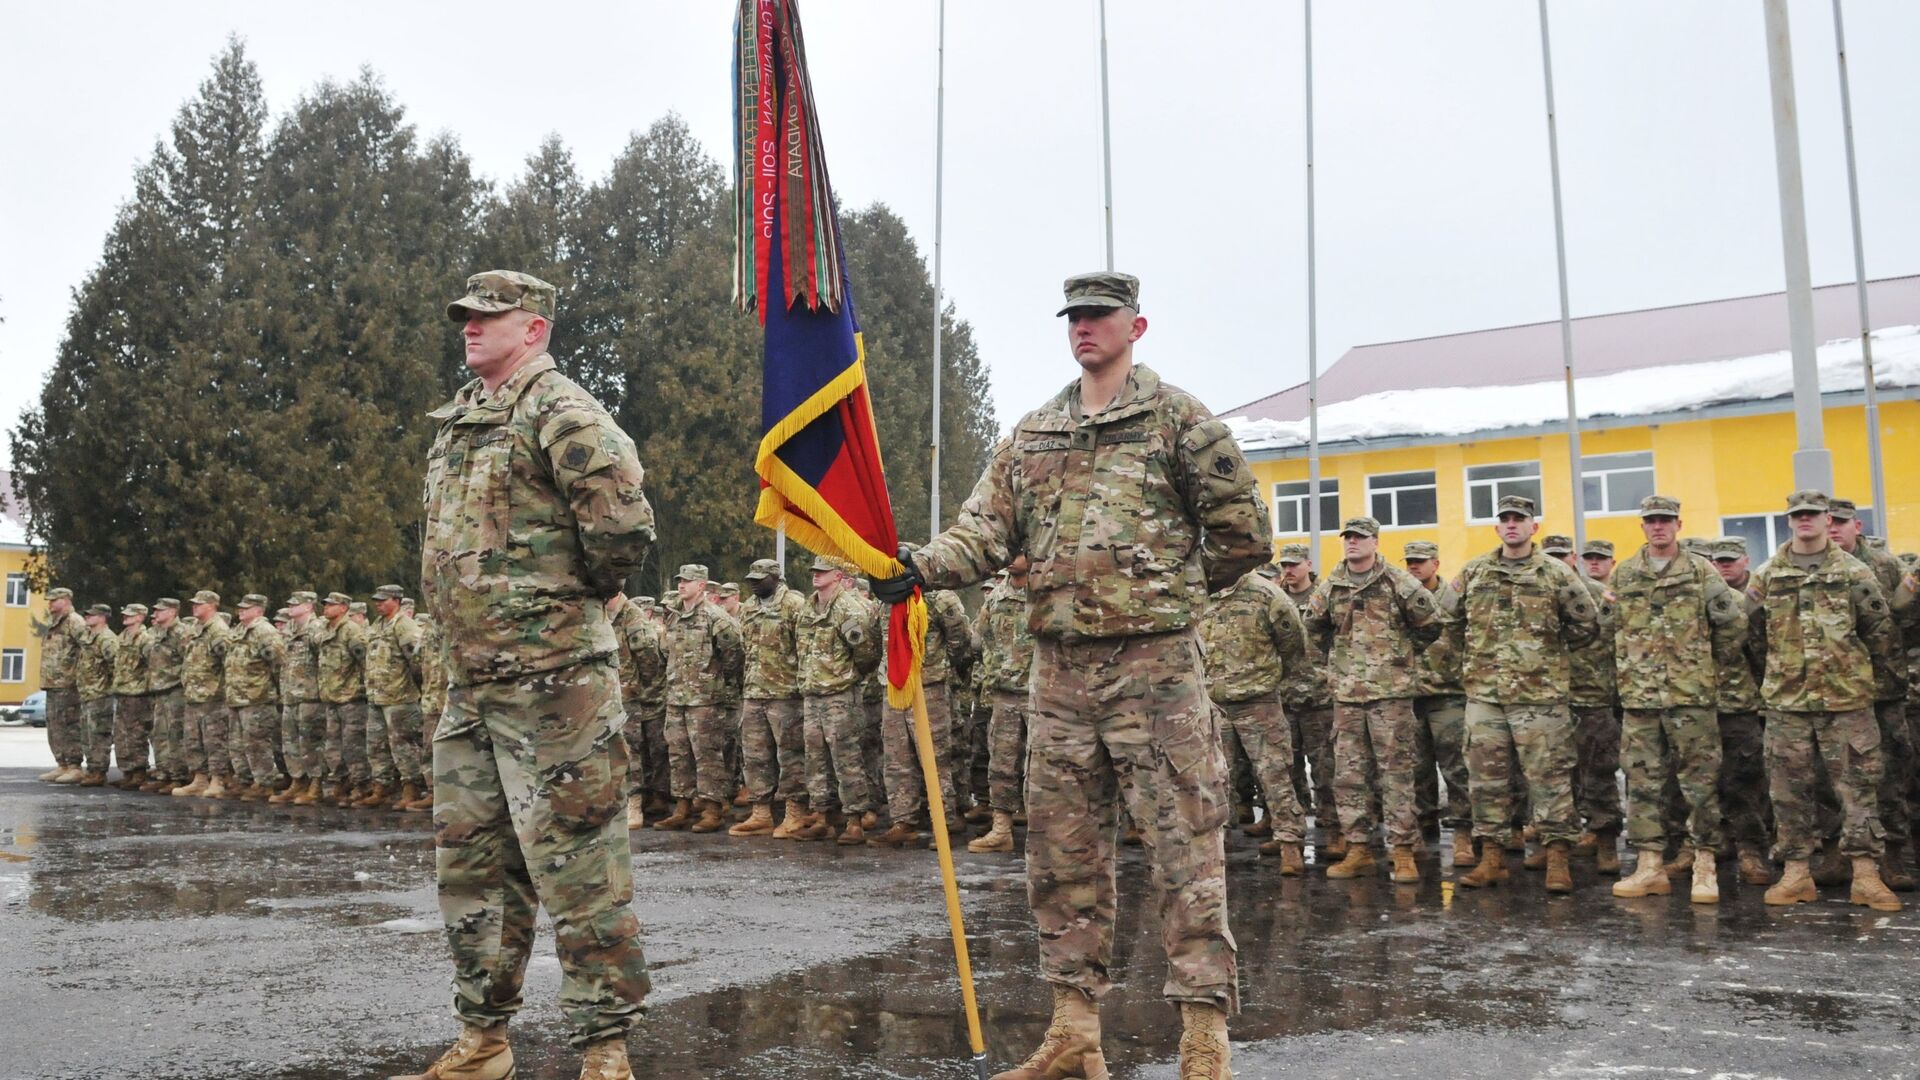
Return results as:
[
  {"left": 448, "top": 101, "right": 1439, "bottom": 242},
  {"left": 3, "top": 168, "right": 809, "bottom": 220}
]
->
[{"left": 15, "top": 691, "right": 46, "bottom": 727}]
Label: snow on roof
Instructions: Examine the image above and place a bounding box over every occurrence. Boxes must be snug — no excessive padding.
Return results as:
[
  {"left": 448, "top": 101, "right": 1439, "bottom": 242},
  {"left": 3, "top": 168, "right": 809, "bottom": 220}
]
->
[
  {"left": 1225, "top": 325, "right": 1920, "bottom": 452},
  {"left": 0, "top": 468, "right": 30, "bottom": 547}
]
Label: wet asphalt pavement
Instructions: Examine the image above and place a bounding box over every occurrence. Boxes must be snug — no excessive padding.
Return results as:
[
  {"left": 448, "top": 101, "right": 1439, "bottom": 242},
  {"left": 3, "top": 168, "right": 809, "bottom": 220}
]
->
[{"left": 3, "top": 767, "right": 1917, "bottom": 1080}]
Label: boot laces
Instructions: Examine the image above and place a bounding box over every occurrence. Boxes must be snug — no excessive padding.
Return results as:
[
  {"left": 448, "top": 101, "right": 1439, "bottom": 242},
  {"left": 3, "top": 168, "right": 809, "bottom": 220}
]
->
[
  {"left": 1179, "top": 1025, "right": 1229, "bottom": 1080},
  {"left": 1017, "top": 1018, "right": 1077, "bottom": 1068}
]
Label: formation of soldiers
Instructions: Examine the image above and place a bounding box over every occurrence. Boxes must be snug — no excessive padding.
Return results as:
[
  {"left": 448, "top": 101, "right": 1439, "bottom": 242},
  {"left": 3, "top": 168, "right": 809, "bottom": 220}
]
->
[{"left": 28, "top": 488, "right": 1919, "bottom": 909}]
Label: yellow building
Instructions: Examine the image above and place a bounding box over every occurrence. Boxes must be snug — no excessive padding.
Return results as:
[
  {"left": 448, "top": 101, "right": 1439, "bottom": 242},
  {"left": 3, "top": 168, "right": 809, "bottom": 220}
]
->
[
  {"left": 1225, "top": 277, "right": 1920, "bottom": 570},
  {"left": 0, "top": 471, "right": 41, "bottom": 705}
]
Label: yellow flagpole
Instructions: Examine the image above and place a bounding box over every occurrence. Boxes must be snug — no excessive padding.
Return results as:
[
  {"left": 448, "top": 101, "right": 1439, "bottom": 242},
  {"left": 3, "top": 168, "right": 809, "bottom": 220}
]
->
[{"left": 909, "top": 666, "right": 990, "bottom": 1078}]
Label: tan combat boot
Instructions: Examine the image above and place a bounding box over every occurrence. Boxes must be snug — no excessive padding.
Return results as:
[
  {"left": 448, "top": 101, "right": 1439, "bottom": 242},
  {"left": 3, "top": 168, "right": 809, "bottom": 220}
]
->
[
  {"left": 388, "top": 1021, "right": 513, "bottom": 1080},
  {"left": 269, "top": 780, "right": 304, "bottom": 805},
  {"left": 729, "top": 803, "right": 776, "bottom": 837},
  {"left": 689, "top": 799, "right": 728, "bottom": 833},
  {"left": 626, "top": 795, "right": 646, "bottom": 830},
  {"left": 1242, "top": 817, "right": 1272, "bottom": 838},
  {"left": 1572, "top": 830, "right": 1598, "bottom": 856},
  {"left": 1763, "top": 859, "right": 1819, "bottom": 906},
  {"left": 171, "top": 773, "right": 210, "bottom": 797},
  {"left": 1594, "top": 830, "right": 1622, "bottom": 875},
  {"left": 1735, "top": 848, "right": 1771, "bottom": 886},
  {"left": 1850, "top": 857, "right": 1902, "bottom": 912},
  {"left": 1325, "top": 844, "right": 1376, "bottom": 879},
  {"left": 202, "top": 775, "right": 229, "bottom": 799},
  {"left": 793, "top": 812, "right": 832, "bottom": 841},
  {"left": 1321, "top": 833, "right": 1349, "bottom": 861},
  {"left": 1177, "top": 1002, "right": 1231, "bottom": 1080},
  {"left": 352, "top": 782, "right": 392, "bottom": 808},
  {"left": 653, "top": 798, "right": 693, "bottom": 831},
  {"left": 1662, "top": 847, "right": 1695, "bottom": 878},
  {"left": 1612, "top": 848, "right": 1672, "bottom": 898},
  {"left": 1389, "top": 845, "right": 1419, "bottom": 884},
  {"left": 116, "top": 768, "right": 149, "bottom": 790},
  {"left": 240, "top": 781, "right": 273, "bottom": 802},
  {"left": 1690, "top": 848, "right": 1719, "bottom": 904},
  {"left": 965, "top": 803, "right": 992, "bottom": 824},
  {"left": 578, "top": 1034, "right": 632, "bottom": 1080},
  {"left": 1544, "top": 841, "right": 1574, "bottom": 894},
  {"left": 1811, "top": 841, "right": 1849, "bottom": 886},
  {"left": 990, "top": 985, "right": 1108, "bottom": 1080},
  {"left": 1457, "top": 845, "right": 1508, "bottom": 888},
  {"left": 732, "top": 785, "right": 753, "bottom": 808},
  {"left": 387, "top": 783, "right": 417, "bottom": 810},
  {"left": 38, "top": 765, "right": 67, "bottom": 782},
  {"left": 770, "top": 800, "right": 806, "bottom": 840},
  {"left": 1270, "top": 842, "right": 1305, "bottom": 877},
  {"left": 868, "top": 821, "right": 922, "bottom": 848},
  {"left": 968, "top": 811, "right": 1015, "bottom": 853},
  {"left": 292, "top": 778, "right": 323, "bottom": 806},
  {"left": 836, "top": 817, "right": 866, "bottom": 845},
  {"left": 1451, "top": 830, "right": 1477, "bottom": 868},
  {"left": 53, "top": 765, "right": 89, "bottom": 783},
  {"left": 140, "top": 774, "right": 172, "bottom": 793},
  {"left": 1523, "top": 844, "right": 1549, "bottom": 871},
  {"left": 78, "top": 770, "right": 108, "bottom": 787}
]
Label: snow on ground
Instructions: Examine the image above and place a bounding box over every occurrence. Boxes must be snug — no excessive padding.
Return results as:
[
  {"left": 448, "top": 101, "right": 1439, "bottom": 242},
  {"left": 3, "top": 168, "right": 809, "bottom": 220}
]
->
[
  {"left": 0, "top": 727, "right": 56, "bottom": 770},
  {"left": 1226, "top": 325, "right": 1920, "bottom": 451}
]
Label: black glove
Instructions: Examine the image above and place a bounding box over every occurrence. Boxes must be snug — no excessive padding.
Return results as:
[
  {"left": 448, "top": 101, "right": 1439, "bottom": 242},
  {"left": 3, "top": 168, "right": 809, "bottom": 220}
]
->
[{"left": 870, "top": 544, "right": 925, "bottom": 604}]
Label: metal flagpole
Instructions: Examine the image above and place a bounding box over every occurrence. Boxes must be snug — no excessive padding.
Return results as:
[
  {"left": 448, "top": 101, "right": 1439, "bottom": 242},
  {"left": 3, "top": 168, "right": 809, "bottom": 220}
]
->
[
  {"left": 776, "top": 521, "right": 786, "bottom": 567},
  {"left": 1305, "top": 0, "right": 1323, "bottom": 561},
  {"left": 1098, "top": 0, "right": 1115, "bottom": 270},
  {"left": 1830, "top": 0, "right": 1886, "bottom": 523},
  {"left": 1763, "top": 0, "right": 1832, "bottom": 492},
  {"left": 1537, "top": 0, "right": 1585, "bottom": 550},
  {"left": 930, "top": 0, "right": 946, "bottom": 540}
]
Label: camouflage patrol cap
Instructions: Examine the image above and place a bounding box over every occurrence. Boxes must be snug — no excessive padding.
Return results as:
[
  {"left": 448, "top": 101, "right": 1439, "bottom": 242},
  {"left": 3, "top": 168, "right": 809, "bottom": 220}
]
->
[
  {"left": 718, "top": 583, "right": 740, "bottom": 598},
  {"left": 633, "top": 595, "right": 657, "bottom": 608},
  {"left": 371, "top": 584, "right": 406, "bottom": 601},
  {"left": 120, "top": 603, "right": 149, "bottom": 617},
  {"left": 1581, "top": 538, "right": 1615, "bottom": 558},
  {"left": 286, "top": 590, "right": 316, "bottom": 606},
  {"left": 238, "top": 593, "right": 269, "bottom": 610},
  {"left": 46, "top": 587, "right": 72, "bottom": 601},
  {"left": 1540, "top": 535, "right": 1574, "bottom": 555},
  {"left": 191, "top": 589, "right": 221, "bottom": 606},
  {"left": 447, "top": 270, "right": 557, "bottom": 323},
  {"left": 1710, "top": 536, "right": 1748, "bottom": 560},
  {"left": 1785, "top": 489, "right": 1829, "bottom": 514},
  {"left": 1402, "top": 540, "right": 1439, "bottom": 560},
  {"left": 674, "top": 563, "right": 710, "bottom": 583},
  {"left": 86, "top": 603, "right": 112, "bottom": 616},
  {"left": 153, "top": 597, "right": 180, "bottom": 611},
  {"left": 1680, "top": 537, "right": 1712, "bottom": 556},
  {"left": 322, "top": 591, "right": 353, "bottom": 607},
  {"left": 809, "top": 554, "right": 854, "bottom": 574},
  {"left": 1337, "top": 516, "right": 1380, "bottom": 538},
  {"left": 1056, "top": 271, "right": 1141, "bottom": 317},
  {"left": 1277, "top": 543, "right": 1311, "bottom": 565},
  {"left": 1827, "top": 498, "right": 1858, "bottom": 521},
  {"left": 1638, "top": 494, "right": 1681, "bottom": 518},
  {"left": 744, "top": 558, "right": 782, "bottom": 581},
  {"left": 348, "top": 602, "right": 367, "bottom": 616},
  {"left": 274, "top": 607, "right": 291, "bottom": 619},
  {"left": 1496, "top": 494, "right": 1537, "bottom": 518}
]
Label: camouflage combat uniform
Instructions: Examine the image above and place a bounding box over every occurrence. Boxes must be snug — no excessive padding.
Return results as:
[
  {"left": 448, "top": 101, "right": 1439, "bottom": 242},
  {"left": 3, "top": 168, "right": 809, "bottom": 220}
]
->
[
  {"left": 281, "top": 609, "right": 324, "bottom": 784},
  {"left": 38, "top": 600, "right": 88, "bottom": 769},
  {"left": 1200, "top": 570, "right": 1311, "bottom": 844},
  {"left": 1716, "top": 562, "right": 1772, "bottom": 857},
  {"left": 143, "top": 610, "right": 190, "bottom": 784},
  {"left": 366, "top": 604, "right": 427, "bottom": 790},
  {"left": 662, "top": 581, "right": 746, "bottom": 808},
  {"left": 315, "top": 611, "right": 370, "bottom": 790},
  {"left": 76, "top": 620, "right": 118, "bottom": 774},
  {"left": 738, "top": 577, "right": 807, "bottom": 806},
  {"left": 1750, "top": 539, "right": 1902, "bottom": 860},
  {"left": 797, "top": 581, "right": 882, "bottom": 815},
  {"left": 223, "top": 611, "right": 287, "bottom": 786},
  {"left": 975, "top": 576, "right": 1037, "bottom": 815},
  {"left": 1411, "top": 572, "right": 1472, "bottom": 831},
  {"left": 111, "top": 614, "right": 154, "bottom": 776},
  {"left": 1837, "top": 531, "right": 1916, "bottom": 858},
  {"left": 417, "top": 615, "right": 448, "bottom": 757},
  {"left": 881, "top": 586, "right": 974, "bottom": 826},
  {"left": 180, "top": 611, "right": 230, "bottom": 778},
  {"left": 1565, "top": 574, "right": 1621, "bottom": 836},
  {"left": 1611, "top": 544, "right": 1747, "bottom": 854},
  {"left": 912, "top": 361, "right": 1270, "bottom": 1012},
  {"left": 1448, "top": 544, "right": 1600, "bottom": 846},
  {"left": 609, "top": 599, "right": 657, "bottom": 801},
  {"left": 421, "top": 311, "right": 655, "bottom": 1045},
  {"left": 630, "top": 607, "right": 670, "bottom": 802},
  {"left": 1281, "top": 573, "right": 1339, "bottom": 829},
  {"left": 1303, "top": 551, "right": 1443, "bottom": 848}
]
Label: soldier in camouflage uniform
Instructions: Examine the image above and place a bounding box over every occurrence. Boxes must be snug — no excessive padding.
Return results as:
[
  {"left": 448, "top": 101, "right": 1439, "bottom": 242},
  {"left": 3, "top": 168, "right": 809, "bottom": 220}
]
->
[
  {"left": 1278, "top": 544, "right": 1343, "bottom": 849},
  {"left": 606, "top": 593, "right": 651, "bottom": 828},
  {"left": 315, "top": 592, "right": 370, "bottom": 806},
  {"left": 1446, "top": 494, "right": 1600, "bottom": 893},
  {"left": 969, "top": 558, "right": 1037, "bottom": 854},
  {"left": 224, "top": 594, "right": 288, "bottom": 799},
  {"left": 1200, "top": 562, "right": 1312, "bottom": 874},
  {"left": 110, "top": 603, "right": 154, "bottom": 788},
  {"left": 36, "top": 587, "right": 89, "bottom": 783},
  {"left": 406, "top": 270, "right": 655, "bottom": 1080},
  {"left": 1403, "top": 540, "right": 1475, "bottom": 868},
  {"left": 141, "top": 598, "right": 190, "bottom": 792},
  {"left": 74, "top": 604, "right": 119, "bottom": 786},
  {"left": 1605, "top": 497, "right": 1747, "bottom": 904},
  {"left": 1301, "top": 517, "right": 1443, "bottom": 883},
  {"left": 732, "top": 558, "right": 807, "bottom": 838},
  {"left": 1541, "top": 536, "right": 1623, "bottom": 874},
  {"left": 1708, "top": 536, "right": 1775, "bottom": 886},
  {"left": 871, "top": 565, "right": 976, "bottom": 848},
  {"left": 1751, "top": 490, "right": 1904, "bottom": 912},
  {"left": 876, "top": 272, "right": 1267, "bottom": 1079},
  {"left": 275, "top": 592, "right": 326, "bottom": 806},
  {"left": 171, "top": 592, "right": 229, "bottom": 797},
  {"left": 628, "top": 598, "right": 671, "bottom": 816},
  {"left": 416, "top": 613, "right": 448, "bottom": 803},
  {"left": 655, "top": 564, "right": 745, "bottom": 835},
  {"left": 795, "top": 556, "right": 883, "bottom": 843},
  {"left": 1828, "top": 499, "right": 1917, "bottom": 889},
  {"left": 365, "top": 584, "right": 429, "bottom": 811}
]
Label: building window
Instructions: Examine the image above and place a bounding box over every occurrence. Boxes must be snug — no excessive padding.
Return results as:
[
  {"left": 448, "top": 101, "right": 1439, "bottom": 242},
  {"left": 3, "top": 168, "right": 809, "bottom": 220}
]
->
[
  {"left": 1723, "top": 508, "right": 1876, "bottom": 558},
  {"left": 1581, "top": 452, "right": 1655, "bottom": 514},
  {"left": 0, "top": 649, "right": 22, "bottom": 683},
  {"left": 1367, "top": 470, "right": 1438, "bottom": 527},
  {"left": 1466, "top": 461, "right": 1544, "bottom": 522},
  {"left": 3, "top": 574, "right": 25, "bottom": 607},
  {"left": 1272, "top": 479, "right": 1339, "bottom": 535}
]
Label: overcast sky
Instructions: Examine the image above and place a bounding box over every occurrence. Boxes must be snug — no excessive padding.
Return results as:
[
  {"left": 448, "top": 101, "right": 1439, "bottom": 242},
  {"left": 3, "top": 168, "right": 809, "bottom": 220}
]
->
[{"left": 4, "top": 1, "right": 1917, "bottom": 467}]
